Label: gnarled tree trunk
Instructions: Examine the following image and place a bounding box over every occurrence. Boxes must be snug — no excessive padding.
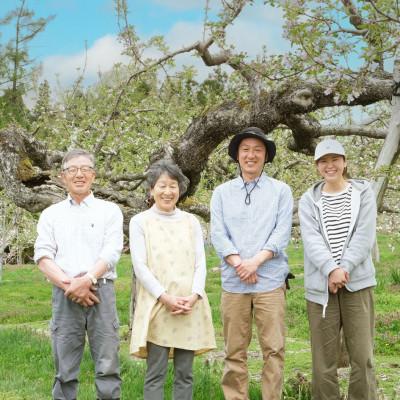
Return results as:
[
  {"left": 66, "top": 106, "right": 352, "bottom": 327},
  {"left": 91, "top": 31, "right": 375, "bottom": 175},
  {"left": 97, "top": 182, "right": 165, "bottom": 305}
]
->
[{"left": 372, "top": 55, "right": 400, "bottom": 209}]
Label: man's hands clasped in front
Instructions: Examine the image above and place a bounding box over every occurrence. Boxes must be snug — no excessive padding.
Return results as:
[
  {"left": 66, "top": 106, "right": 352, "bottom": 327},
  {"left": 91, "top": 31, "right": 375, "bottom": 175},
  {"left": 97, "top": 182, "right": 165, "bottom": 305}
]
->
[{"left": 63, "top": 275, "right": 100, "bottom": 307}]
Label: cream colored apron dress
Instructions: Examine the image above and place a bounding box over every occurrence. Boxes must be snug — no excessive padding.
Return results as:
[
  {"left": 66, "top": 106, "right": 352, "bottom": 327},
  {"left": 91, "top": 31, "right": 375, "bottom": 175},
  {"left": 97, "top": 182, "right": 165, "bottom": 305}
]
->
[{"left": 130, "top": 213, "right": 216, "bottom": 358}]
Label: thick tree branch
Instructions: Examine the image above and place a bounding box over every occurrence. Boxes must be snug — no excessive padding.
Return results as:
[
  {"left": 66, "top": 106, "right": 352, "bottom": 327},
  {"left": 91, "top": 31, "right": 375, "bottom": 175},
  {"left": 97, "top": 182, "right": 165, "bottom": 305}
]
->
[
  {"left": 381, "top": 205, "right": 400, "bottom": 214},
  {"left": 284, "top": 114, "right": 320, "bottom": 154},
  {"left": 180, "top": 200, "right": 211, "bottom": 222},
  {"left": 272, "top": 160, "right": 308, "bottom": 178},
  {"left": 98, "top": 171, "right": 146, "bottom": 183},
  {"left": 319, "top": 126, "right": 387, "bottom": 139}
]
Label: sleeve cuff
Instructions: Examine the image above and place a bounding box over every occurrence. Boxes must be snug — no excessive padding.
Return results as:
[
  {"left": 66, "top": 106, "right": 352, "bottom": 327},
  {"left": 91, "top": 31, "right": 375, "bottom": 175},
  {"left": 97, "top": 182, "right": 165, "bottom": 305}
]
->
[
  {"left": 262, "top": 245, "right": 277, "bottom": 257},
  {"left": 340, "top": 259, "right": 355, "bottom": 273},
  {"left": 221, "top": 248, "right": 239, "bottom": 258},
  {"left": 34, "top": 251, "right": 54, "bottom": 264},
  {"left": 96, "top": 256, "right": 116, "bottom": 272},
  {"left": 322, "top": 259, "right": 339, "bottom": 278},
  {"left": 192, "top": 286, "right": 205, "bottom": 298},
  {"left": 98, "top": 251, "right": 116, "bottom": 267},
  {"left": 153, "top": 287, "right": 166, "bottom": 300}
]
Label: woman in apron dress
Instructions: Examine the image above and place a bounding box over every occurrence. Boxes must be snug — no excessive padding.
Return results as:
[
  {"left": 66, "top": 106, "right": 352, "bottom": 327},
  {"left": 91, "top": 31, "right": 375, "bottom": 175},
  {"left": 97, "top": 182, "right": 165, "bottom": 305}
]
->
[{"left": 129, "top": 160, "right": 216, "bottom": 400}]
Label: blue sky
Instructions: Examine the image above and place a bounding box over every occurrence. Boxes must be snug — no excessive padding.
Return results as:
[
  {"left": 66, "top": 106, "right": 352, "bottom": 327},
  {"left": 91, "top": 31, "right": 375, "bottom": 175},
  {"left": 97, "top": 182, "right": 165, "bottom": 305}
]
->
[
  {"left": 0, "top": 0, "right": 204, "bottom": 59},
  {"left": 0, "top": 0, "right": 288, "bottom": 92}
]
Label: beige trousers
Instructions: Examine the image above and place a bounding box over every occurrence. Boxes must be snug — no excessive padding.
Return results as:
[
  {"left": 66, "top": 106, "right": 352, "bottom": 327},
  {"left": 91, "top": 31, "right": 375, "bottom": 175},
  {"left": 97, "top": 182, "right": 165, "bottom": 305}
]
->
[{"left": 221, "top": 288, "right": 286, "bottom": 400}]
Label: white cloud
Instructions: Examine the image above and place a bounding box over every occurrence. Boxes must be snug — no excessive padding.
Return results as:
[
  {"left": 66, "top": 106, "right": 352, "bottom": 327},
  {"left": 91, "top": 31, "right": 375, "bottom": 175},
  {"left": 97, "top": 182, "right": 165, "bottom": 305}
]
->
[
  {"left": 31, "top": 1, "right": 289, "bottom": 100},
  {"left": 151, "top": 1, "right": 289, "bottom": 57},
  {"left": 165, "top": 21, "right": 204, "bottom": 47},
  {"left": 41, "top": 34, "right": 129, "bottom": 89},
  {"left": 225, "top": 3, "right": 289, "bottom": 56},
  {"left": 150, "top": 2, "right": 290, "bottom": 80},
  {"left": 161, "top": 3, "right": 289, "bottom": 59}
]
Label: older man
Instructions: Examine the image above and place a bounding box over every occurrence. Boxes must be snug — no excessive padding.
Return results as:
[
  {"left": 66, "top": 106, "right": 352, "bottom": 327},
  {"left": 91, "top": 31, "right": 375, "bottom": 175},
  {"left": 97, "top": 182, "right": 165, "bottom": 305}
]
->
[
  {"left": 34, "top": 149, "right": 123, "bottom": 400},
  {"left": 211, "top": 127, "right": 293, "bottom": 400}
]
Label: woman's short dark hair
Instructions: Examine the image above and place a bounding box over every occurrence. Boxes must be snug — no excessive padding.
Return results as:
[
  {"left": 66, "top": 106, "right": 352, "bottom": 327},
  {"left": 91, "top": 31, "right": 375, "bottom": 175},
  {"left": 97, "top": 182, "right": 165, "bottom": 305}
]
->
[{"left": 146, "top": 160, "right": 189, "bottom": 196}]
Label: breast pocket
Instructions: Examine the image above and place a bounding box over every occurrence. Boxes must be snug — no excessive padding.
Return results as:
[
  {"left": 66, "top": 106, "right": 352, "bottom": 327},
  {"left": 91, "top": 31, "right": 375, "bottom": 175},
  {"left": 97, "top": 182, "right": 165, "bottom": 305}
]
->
[{"left": 81, "top": 219, "right": 104, "bottom": 249}]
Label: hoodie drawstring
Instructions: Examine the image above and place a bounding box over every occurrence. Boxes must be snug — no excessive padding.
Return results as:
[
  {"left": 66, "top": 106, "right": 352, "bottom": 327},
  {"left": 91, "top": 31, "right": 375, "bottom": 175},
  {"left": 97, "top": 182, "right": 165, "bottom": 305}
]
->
[{"left": 322, "top": 303, "right": 327, "bottom": 318}]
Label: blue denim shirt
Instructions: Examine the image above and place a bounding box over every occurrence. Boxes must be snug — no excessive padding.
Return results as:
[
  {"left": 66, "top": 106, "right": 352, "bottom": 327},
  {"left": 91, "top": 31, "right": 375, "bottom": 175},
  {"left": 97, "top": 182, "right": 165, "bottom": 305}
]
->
[{"left": 210, "top": 173, "right": 293, "bottom": 293}]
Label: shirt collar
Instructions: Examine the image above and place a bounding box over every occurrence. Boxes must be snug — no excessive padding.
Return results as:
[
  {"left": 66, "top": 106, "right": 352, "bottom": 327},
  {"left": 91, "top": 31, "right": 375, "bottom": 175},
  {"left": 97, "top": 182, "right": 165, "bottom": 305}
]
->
[
  {"left": 151, "top": 204, "right": 178, "bottom": 216},
  {"left": 232, "top": 172, "right": 268, "bottom": 190},
  {"left": 67, "top": 192, "right": 95, "bottom": 207}
]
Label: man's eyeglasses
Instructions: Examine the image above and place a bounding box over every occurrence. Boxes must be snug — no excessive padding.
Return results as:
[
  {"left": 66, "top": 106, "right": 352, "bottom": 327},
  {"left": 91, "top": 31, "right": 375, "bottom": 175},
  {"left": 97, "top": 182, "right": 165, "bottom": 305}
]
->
[{"left": 62, "top": 166, "right": 95, "bottom": 176}]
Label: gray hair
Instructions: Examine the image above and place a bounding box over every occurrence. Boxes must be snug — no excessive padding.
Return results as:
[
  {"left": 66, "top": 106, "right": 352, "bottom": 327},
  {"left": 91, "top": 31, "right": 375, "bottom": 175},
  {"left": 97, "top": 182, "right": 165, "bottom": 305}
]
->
[
  {"left": 146, "top": 160, "right": 189, "bottom": 196},
  {"left": 62, "top": 149, "right": 95, "bottom": 170}
]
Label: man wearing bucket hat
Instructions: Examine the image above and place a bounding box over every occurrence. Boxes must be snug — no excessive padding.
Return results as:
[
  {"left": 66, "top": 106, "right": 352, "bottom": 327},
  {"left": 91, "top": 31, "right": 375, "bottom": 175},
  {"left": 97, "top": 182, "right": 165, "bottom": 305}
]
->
[{"left": 210, "top": 127, "right": 293, "bottom": 400}]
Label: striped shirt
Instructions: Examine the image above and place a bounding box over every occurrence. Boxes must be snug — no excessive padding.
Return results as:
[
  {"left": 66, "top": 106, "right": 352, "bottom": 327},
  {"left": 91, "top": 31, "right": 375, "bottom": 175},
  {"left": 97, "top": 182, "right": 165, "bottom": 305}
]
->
[{"left": 321, "top": 184, "right": 352, "bottom": 264}]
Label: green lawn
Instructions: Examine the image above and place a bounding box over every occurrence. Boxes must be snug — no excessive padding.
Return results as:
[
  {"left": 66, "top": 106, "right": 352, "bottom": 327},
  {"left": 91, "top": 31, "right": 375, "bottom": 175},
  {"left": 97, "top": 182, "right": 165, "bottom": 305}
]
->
[{"left": 0, "top": 235, "right": 399, "bottom": 399}]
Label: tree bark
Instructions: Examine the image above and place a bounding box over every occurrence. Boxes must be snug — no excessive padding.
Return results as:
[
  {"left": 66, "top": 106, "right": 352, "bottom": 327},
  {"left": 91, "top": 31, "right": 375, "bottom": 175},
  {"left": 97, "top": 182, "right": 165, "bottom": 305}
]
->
[{"left": 372, "top": 56, "right": 400, "bottom": 210}]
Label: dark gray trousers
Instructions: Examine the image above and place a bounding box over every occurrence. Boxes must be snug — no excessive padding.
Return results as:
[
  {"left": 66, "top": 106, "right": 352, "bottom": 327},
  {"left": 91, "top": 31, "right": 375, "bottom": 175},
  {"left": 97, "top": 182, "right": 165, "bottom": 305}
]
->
[
  {"left": 144, "top": 342, "right": 194, "bottom": 400},
  {"left": 50, "top": 281, "right": 121, "bottom": 400}
]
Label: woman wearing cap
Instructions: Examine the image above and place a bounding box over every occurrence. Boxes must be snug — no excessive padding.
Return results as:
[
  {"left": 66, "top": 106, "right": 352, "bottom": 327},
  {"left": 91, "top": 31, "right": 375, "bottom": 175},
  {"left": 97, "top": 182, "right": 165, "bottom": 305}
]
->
[
  {"left": 129, "top": 160, "right": 216, "bottom": 400},
  {"left": 298, "top": 139, "right": 378, "bottom": 399}
]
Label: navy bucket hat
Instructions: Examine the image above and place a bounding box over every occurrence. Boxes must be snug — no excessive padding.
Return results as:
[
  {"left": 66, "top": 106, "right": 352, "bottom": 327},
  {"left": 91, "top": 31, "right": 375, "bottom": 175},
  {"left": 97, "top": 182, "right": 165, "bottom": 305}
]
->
[{"left": 228, "top": 126, "right": 276, "bottom": 163}]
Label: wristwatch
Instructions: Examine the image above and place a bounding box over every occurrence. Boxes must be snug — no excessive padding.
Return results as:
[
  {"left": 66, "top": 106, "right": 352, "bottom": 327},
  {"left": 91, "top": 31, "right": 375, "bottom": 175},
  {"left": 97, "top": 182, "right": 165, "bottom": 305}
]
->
[{"left": 86, "top": 272, "right": 97, "bottom": 285}]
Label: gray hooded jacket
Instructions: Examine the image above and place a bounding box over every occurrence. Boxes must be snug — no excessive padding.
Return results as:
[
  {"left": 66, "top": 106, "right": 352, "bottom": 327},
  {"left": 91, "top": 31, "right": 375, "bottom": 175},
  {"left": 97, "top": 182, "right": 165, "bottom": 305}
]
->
[{"left": 298, "top": 179, "right": 377, "bottom": 315}]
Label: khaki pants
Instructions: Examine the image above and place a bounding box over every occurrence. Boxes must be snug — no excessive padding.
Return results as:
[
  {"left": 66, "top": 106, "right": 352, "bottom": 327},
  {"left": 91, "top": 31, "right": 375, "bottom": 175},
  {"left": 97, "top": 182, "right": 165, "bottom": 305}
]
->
[
  {"left": 307, "top": 287, "right": 377, "bottom": 400},
  {"left": 221, "top": 288, "right": 286, "bottom": 400}
]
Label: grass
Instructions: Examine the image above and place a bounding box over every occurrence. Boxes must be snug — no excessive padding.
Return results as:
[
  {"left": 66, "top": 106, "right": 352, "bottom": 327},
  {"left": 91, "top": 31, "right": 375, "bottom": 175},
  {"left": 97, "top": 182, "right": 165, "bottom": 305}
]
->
[
  {"left": 0, "top": 234, "right": 400, "bottom": 399},
  {"left": 390, "top": 268, "right": 400, "bottom": 285}
]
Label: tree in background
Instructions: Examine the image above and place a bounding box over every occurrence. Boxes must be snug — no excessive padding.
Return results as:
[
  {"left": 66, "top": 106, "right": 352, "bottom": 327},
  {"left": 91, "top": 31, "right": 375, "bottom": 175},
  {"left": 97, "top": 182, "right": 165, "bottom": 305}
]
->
[
  {"left": 0, "top": 0, "right": 54, "bottom": 127},
  {"left": 0, "top": 194, "right": 20, "bottom": 281},
  {"left": 0, "top": 0, "right": 399, "bottom": 226},
  {"left": 32, "top": 79, "right": 50, "bottom": 119}
]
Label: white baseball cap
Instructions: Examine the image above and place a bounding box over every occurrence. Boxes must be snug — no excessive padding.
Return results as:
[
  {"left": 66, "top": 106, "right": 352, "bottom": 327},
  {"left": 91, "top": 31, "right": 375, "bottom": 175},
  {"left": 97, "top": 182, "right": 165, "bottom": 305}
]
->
[{"left": 314, "top": 139, "right": 346, "bottom": 161}]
